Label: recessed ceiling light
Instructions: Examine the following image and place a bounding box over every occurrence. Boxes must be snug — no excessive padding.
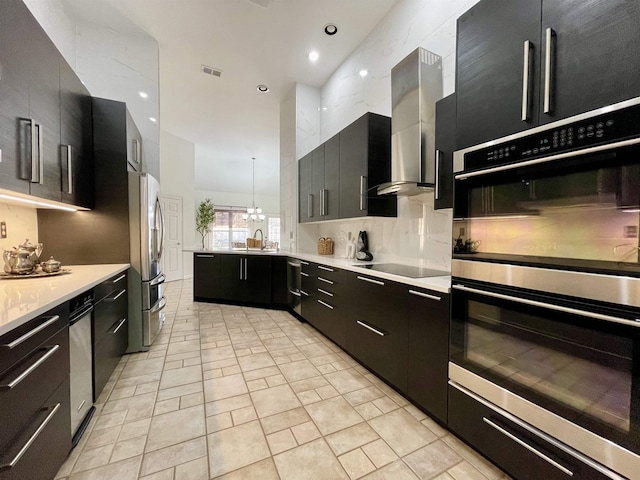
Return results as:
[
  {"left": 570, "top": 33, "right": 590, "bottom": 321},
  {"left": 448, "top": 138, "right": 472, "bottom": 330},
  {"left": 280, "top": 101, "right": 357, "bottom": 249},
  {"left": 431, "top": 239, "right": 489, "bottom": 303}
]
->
[
  {"left": 139, "top": 91, "right": 148, "bottom": 99},
  {"left": 149, "top": 117, "right": 157, "bottom": 123},
  {"left": 359, "top": 69, "right": 368, "bottom": 78},
  {"left": 257, "top": 84, "right": 269, "bottom": 92},
  {"left": 324, "top": 24, "right": 338, "bottom": 36},
  {"left": 307, "top": 50, "right": 319, "bottom": 63}
]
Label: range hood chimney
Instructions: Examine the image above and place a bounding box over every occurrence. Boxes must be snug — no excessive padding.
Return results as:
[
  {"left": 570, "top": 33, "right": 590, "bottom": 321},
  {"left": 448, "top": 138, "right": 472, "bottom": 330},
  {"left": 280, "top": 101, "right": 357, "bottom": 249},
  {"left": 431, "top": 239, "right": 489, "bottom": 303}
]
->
[{"left": 378, "top": 48, "right": 443, "bottom": 196}]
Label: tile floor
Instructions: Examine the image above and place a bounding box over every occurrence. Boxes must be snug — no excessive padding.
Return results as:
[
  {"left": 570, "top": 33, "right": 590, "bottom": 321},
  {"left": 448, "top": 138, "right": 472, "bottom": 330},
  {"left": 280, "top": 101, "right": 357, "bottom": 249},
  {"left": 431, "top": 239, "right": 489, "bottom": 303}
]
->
[{"left": 56, "top": 279, "right": 512, "bottom": 480}]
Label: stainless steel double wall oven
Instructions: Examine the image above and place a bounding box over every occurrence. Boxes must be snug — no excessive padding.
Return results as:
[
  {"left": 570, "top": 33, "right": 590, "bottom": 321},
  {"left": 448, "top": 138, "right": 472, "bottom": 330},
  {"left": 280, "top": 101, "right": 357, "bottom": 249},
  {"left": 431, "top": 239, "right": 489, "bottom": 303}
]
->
[{"left": 450, "top": 98, "right": 640, "bottom": 479}]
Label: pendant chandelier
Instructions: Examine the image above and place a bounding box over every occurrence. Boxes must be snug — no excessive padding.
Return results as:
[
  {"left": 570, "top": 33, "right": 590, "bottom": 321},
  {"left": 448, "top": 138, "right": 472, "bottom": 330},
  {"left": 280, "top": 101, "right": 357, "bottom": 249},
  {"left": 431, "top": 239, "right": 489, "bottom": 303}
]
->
[{"left": 243, "top": 157, "right": 265, "bottom": 221}]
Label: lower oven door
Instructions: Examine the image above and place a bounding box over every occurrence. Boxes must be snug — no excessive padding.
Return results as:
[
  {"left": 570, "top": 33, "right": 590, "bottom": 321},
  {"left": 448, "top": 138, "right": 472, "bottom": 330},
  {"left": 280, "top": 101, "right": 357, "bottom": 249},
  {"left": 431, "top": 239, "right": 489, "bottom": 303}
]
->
[{"left": 450, "top": 279, "right": 640, "bottom": 478}]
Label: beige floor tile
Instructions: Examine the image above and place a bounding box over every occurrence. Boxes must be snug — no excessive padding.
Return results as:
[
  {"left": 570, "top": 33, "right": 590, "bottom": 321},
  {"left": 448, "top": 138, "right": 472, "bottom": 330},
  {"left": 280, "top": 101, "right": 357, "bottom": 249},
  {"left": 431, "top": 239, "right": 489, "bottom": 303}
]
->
[
  {"left": 260, "top": 407, "right": 312, "bottom": 435},
  {"left": 140, "top": 437, "right": 207, "bottom": 476},
  {"left": 404, "top": 440, "right": 462, "bottom": 479},
  {"left": 325, "top": 369, "right": 372, "bottom": 394},
  {"left": 205, "top": 394, "right": 253, "bottom": 416},
  {"left": 289, "top": 376, "right": 329, "bottom": 393},
  {"left": 446, "top": 461, "right": 493, "bottom": 480},
  {"left": 274, "top": 438, "right": 348, "bottom": 480},
  {"left": 110, "top": 436, "right": 146, "bottom": 463},
  {"left": 135, "top": 382, "right": 160, "bottom": 396},
  {"left": 159, "top": 365, "right": 203, "bottom": 390},
  {"left": 207, "top": 412, "right": 234, "bottom": 433},
  {"left": 231, "top": 405, "right": 258, "bottom": 425},
  {"left": 140, "top": 468, "right": 175, "bottom": 480},
  {"left": 265, "top": 373, "right": 287, "bottom": 387},
  {"left": 250, "top": 384, "right": 302, "bottom": 418},
  {"left": 146, "top": 405, "right": 206, "bottom": 452},
  {"left": 316, "top": 384, "right": 340, "bottom": 399},
  {"left": 208, "top": 420, "right": 271, "bottom": 477},
  {"left": 298, "top": 389, "right": 322, "bottom": 404},
  {"left": 166, "top": 339, "right": 201, "bottom": 356},
  {"left": 340, "top": 448, "right": 377, "bottom": 480},
  {"left": 372, "top": 396, "right": 400, "bottom": 414},
  {"left": 362, "top": 439, "right": 398, "bottom": 468},
  {"left": 441, "top": 435, "right": 511, "bottom": 480},
  {"left": 201, "top": 345, "right": 236, "bottom": 363},
  {"left": 355, "top": 402, "right": 384, "bottom": 420},
  {"left": 361, "top": 459, "right": 420, "bottom": 480},
  {"left": 368, "top": 409, "right": 438, "bottom": 457},
  {"left": 266, "top": 429, "right": 298, "bottom": 455},
  {"left": 222, "top": 364, "right": 241, "bottom": 375},
  {"left": 203, "top": 373, "right": 248, "bottom": 402},
  {"left": 84, "top": 425, "right": 121, "bottom": 450},
  {"left": 93, "top": 411, "right": 127, "bottom": 431},
  {"left": 421, "top": 416, "right": 449, "bottom": 438},
  {"left": 247, "top": 378, "right": 269, "bottom": 391},
  {"left": 262, "top": 336, "right": 296, "bottom": 351},
  {"left": 175, "top": 456, "right": 209, "bottom": 480},
  {"left": 290, "top": 421, "right": 321, "bottom": 445},
  {"left": 243, "top": 365, "right": 281, "bottom": 381},
  {"left": 119, "top": 418, "right": 152, "bottom": 442},
  {"left": 305, "top": 396, "right": 364, "bottom": 436},
  {"left": 157, "top": 382, "right": 203, "bottom": 401},
  {"left": 101, "top": 392, "right": 157, "bottom": 420},
  {"left": 114, "top": 372, "right": 163, "bottom": 390},
  {"left": 119, "top": 358, "right": 165, "bottom": 379},
  {"left": 325, "top": 422, "right": 380, "bottom": 456},
  {"left": 432, "top": 474, "right": 456, "bottom": 480},
  {"left": 213, "top": 458, "right": 280, "bottom": 480},
  {"left": 181, "top": 392, "right": 205, "bottom": 408},
  {"left": 278, "top": 359, "right": 322, "bottom": 383},
  {"left": 68, "top": 456, "right": 142, "bottom": 480},
  {"left": 344, "top": 386, "right": 385, "bottom": 407},
  {"left": 72, "top": 444, "right": 115, "bottom": 473},
  {"left": 237, "top": 352, "right": 276, "bottom": 371},
  {"left": 154, "top": 397, "right": 180, "bottom": 416},
  {"left": 109, "top": 386, "right": 136, "bottom": 401}
]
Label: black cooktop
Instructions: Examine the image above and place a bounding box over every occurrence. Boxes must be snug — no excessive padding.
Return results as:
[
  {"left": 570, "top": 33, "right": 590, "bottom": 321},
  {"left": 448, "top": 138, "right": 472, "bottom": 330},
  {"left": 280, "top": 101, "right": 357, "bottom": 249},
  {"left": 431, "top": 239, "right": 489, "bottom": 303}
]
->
[{"left": 354, "top": 263, "right": 449, "bottom": 278}]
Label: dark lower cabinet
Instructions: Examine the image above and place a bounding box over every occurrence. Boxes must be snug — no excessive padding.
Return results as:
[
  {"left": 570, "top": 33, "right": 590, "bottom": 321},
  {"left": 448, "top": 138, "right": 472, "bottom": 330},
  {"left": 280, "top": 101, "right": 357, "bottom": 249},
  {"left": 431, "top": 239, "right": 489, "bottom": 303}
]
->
[
  {"left": 312, "top": 266, "right": 347, "bottom": 349},
  {"left": 271, "top": 256, "right": 288, "bottom": 306},
  {"left": 347, "top": 274, "right": 408, "bottom": 392},
  {"left": 93, "top": 272, "right": 128, "bottom": 401},
  {"left": 448, "top": 386, "right": 611, "bottom": 480},
  {"left": 300, "top": 261, "right": 317, "bottom": 322},
  {"left": 194, "top": 253, "right": 221, "bottom": 300},
  {"left": 406, "top": 287, "right": 450, "bottom": 424},
  {"left": 220, "top": 255, "right": 272, "bottom": 304}
]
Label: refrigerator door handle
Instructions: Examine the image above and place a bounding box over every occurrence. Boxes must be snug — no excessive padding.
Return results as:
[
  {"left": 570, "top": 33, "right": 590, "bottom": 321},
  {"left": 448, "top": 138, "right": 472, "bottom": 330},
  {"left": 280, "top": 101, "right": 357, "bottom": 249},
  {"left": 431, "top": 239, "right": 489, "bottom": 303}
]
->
[
  {"left": 150, "top": 273, "right": 166, "bottom": 286},
  {"left": 155, "top": 197, "right": 165, "bottom": 260}
]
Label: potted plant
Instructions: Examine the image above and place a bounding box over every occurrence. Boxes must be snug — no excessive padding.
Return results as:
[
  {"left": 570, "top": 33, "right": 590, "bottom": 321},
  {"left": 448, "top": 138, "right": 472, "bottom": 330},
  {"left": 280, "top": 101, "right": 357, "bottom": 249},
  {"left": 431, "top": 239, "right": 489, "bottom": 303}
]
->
[{"left": 196, "top": 198, "right": 216, "bottom": 249}]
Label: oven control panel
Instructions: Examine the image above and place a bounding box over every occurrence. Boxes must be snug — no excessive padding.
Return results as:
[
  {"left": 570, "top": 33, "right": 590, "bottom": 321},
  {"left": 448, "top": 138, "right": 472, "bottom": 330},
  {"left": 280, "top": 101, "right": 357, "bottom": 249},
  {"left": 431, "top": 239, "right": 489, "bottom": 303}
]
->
[{"left": 463, "top": 102, "right": 640, "bottom": 171}]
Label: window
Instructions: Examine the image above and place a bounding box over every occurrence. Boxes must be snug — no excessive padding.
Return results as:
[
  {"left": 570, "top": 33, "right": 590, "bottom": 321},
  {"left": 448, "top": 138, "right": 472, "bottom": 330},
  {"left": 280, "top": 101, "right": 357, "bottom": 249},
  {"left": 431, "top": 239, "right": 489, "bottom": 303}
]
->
[
  {"left": 211, "top": 210, "right": 249, "bottom": 249},
  {"left": 267, "top": 217, "right": 280, "bottom": 245}
]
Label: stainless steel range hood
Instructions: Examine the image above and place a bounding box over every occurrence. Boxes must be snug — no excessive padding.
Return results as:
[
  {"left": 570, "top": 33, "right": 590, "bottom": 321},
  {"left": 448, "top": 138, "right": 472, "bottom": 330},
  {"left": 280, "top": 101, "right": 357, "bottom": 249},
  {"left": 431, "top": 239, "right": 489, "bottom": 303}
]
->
[{"left": 378, "top": 48, "right": 443, "bottom": 196}]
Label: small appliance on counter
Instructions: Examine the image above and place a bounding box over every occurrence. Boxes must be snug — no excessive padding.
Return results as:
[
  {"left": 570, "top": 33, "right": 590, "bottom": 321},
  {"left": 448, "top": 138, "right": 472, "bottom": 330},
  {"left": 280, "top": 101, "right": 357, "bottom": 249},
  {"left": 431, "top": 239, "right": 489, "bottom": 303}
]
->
[{"left": 356, "top": 231, "right": 373, "bottom": 261}]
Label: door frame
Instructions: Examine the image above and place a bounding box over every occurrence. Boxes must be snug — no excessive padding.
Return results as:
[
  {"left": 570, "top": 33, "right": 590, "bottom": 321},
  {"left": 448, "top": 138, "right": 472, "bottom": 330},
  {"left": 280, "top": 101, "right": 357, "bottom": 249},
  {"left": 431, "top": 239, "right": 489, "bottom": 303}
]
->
[{"left": 160, "top": 194, "right": 184, "bottom": 281}]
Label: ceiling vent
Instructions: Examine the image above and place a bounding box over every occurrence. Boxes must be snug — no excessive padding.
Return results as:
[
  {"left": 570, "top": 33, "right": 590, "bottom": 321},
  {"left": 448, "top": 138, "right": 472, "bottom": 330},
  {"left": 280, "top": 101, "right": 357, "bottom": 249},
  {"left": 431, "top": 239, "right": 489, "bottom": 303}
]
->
[{"left": 201, "top": 65, "right": 222, "bottom": 77}]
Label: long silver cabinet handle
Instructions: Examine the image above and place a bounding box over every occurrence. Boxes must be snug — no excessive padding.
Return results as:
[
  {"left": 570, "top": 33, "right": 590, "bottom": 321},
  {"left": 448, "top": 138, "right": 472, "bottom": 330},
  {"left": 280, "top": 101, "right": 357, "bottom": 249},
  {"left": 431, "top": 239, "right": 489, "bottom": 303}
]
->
[
  {"left": 1, "top": 316, "right": 59, "bottom": 350},
  {"left": 318, "top": 277, "right": 334, "bottom": 285},
  {"left": 455, "top": 137, "right": 640, "bottom": 180},
  {"left": 320, "top": 189, "right": 325, "bottom": 216},
  {"left": 38, "top": 123, "right": 44, "bottom": 184},
  {"left": 323, "top": 189, "right": 328, "bottom": 216},
  {"left": 483, "top": 417, "right": 573, "bottom": 476},
  {"left": 29, "top": 119, "right": 38, "bottom": 183},
  {"left": 453, "top": 284, "right": 640, "bottom": 328},
  {"left": 301, "top": 272, "right": 309, "bottom": 277},
  {"left": 289, "top": 290, "right": 301, "bottom": 297},
  {"left": 112, "top": 318, "right": 127, "bottom": 334},
  {"left": 317, "top": 265, "right": 334, "bottom": 272},
  {"left": 356, "top": 320, "right": 386, "bottom": 336},
  {"left": 111, "top": 273, "right": 126, "bottom": 284},
  {"left": 359, "top": 176, "right": 367, "bottom": 211},
  {"left": 105, "top": 289, "right": 126, "bottom": 302},
  {"left": 409, "top": 289, "right": 441, "bottom": 301},
  {"left": 64, "top": 145, "right": 73, "bottom": 194},
  {"left": 244, "top": 258, "right": 248, "bottom": 279},
  {"left": 356, "top": 276, "right": 384, "bottom": 286},
  {"left": 308, "top": 194, "right": 313, "bottom": 218},
  {"left": 317, "top": 299, "right": 334, "bottom": 310},
  {"left": 521, "top": 40, "right": 533, "bottom": 121},
  {"left": 0, "top": 345, "right": 60, "bottom": 390},
  {"left": 287, "top": 261, "right": 301, "bottom": 268},
  {"left": 240, "top": 258, "right": 243, "bottom": 280},
  {"left": 543, "top": 28, "right": 555, "bottom": 114},
  {"left": 435, "top": 150, "right": 442, "bottom": 199},
  {"left": 196, "top": 254, "right": 214, "bottom": 258},
  {"left": 1, "top": 403, "right": 61, "bottom": 469},
  {"left": 317, "top": 288, "right": 333, "bottom": 297}
]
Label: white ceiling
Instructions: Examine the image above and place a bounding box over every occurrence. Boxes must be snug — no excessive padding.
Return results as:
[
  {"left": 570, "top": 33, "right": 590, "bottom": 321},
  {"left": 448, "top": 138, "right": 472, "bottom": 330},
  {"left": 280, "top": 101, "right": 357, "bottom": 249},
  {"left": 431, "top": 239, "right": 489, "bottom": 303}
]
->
[{"left": 66, "top": 0, "right": 400, "bottom": 197}]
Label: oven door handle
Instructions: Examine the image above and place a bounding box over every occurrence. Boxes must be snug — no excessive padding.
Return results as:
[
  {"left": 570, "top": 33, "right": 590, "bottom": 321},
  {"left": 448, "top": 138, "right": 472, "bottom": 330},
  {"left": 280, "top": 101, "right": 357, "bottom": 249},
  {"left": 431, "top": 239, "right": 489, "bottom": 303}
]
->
[
  {"left": 454, "top": 137, "right": 640, "bottom": 180},
  {"left": 453, "top": 284, "right": 640, "bottom": 328}
]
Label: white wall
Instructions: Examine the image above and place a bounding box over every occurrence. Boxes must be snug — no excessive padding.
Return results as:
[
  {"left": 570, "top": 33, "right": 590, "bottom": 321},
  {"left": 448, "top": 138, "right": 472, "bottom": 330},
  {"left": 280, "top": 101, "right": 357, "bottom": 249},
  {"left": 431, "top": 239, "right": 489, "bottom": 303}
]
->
[
  {"left": 160, "top": 130, "right": 195, "bottom": 278},
  {"left": 280, "top": 86, "right": 297, "bottom": 251},
  {"left": 0, "top": 203, "right": 38, "bottom": 253}
]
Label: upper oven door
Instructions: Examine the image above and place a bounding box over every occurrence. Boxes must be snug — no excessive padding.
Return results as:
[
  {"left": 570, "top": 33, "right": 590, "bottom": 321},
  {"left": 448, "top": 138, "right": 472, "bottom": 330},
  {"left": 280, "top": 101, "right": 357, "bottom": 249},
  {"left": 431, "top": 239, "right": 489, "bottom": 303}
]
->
[{"left": 450, "top": 279, "right": 640, "bottom": 458}]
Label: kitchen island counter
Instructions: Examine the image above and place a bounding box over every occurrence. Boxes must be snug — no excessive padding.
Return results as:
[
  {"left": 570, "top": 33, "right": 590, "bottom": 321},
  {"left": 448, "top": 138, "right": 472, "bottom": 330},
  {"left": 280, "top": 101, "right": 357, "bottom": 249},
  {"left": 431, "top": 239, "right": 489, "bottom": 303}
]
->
[{"left": 0, "top": 264, "right": 130, "bottom": 336}]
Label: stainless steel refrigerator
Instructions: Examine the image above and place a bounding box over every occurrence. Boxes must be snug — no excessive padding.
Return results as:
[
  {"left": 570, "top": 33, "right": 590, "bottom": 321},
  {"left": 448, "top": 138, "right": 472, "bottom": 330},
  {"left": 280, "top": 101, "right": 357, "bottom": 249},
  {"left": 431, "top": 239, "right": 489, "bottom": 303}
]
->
[{"left": 127, "top": 172, "right": 166, "bottom": 352}]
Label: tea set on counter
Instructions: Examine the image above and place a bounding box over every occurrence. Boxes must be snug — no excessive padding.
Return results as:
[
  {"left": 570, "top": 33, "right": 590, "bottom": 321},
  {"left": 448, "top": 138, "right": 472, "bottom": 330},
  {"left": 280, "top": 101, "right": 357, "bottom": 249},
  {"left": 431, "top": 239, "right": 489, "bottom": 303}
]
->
[{"left": 2, "top": 239, "right": 66, "bottom": 277}]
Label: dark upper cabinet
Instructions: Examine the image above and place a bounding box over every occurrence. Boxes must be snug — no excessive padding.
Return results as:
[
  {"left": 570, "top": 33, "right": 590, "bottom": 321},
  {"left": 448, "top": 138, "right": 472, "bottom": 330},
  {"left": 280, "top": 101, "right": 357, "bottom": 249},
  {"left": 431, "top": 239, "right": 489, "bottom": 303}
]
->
[
  {"left": 434, "top": 94, "right": 456, "bottom": 210},
  {"left": 456, "top": 0, "right": 640, "bottom": 149},
  {"left": 311, "top": 145, "right": 325, "bottom": 219},
  {"left": 339, "top": 113, "right": 396, "bottom": 219},
  {"left": 299, "top": 136, "right": 340, "bottom": 223},
  {"left": 298, "top": 152, "right": 313, "bottom": 223},
  {"left": 323, "top": 134, "right": 340, "bottom": 220},
  {"left": 60, "top": 60, "right": 93, "bottom": 208}
]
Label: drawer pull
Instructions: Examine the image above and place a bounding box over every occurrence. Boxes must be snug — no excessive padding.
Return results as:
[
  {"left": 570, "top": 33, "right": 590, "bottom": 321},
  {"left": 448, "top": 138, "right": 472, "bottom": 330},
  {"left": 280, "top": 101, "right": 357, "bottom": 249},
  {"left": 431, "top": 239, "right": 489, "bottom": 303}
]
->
[
  {"left": 356, "top": 320, "right": 386, "bottom": 337},
  {"left": 105, "top": 289, "right": 126, "bottom": 302},
  {"left": 195, "top": 254, "right": 214, "bottom": 258},
  {"left": 482, "top": 417, "right": 573, "bottom": 477},
  {"left": 1, "top": 403, "right": 61, "bottom": 469},
  {"left": 301, "top": 272, "right": 310, "bottom": 277},
  {"left": 1, "top": 316, "right": 59, "bottom": 350},
  {"left": 317, "top": 265, "right": 334, "bottom": 272},
  {"left": 300, "top": 290, "right": 309, "bottom": 297},
  {"left": 356, "top": 276, "right": 384, "bottom": 286},
  {"left": 77, "top": 400, "right": 86, "bottom": 412},
  {"left": 0, "top": 345, "right": 60, "bottom": 390},
  {"left": 289, "top": 289, "right": 301, "bottom": 297},
  {"left": 317, "top": 288, "right": 333, "bottom": 297},
  {"left": 318, "top": 300, "right": 334, "bottom": 310},
  {"left": 112, "top": 318, "right": 127, "bottom": 334},
  {"left": 300, "top": 260, "right": 309, "bottom": 265},
  {"left": 409, "top": 290, "right": 441, "bottom": 301},
  {"left": 318, "top": 277, "right": 334, "bottom": 285},
  {"left": 287, "top": 261, "right": 301, "bottom": 268},
  {"left": 111, "top": 273, "right": 126, "bottom": 284}
]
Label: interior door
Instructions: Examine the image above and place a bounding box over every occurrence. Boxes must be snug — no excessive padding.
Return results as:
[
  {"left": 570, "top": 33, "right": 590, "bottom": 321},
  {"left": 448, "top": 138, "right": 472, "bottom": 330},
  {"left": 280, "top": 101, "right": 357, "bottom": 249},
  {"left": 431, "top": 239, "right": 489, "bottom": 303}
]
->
[{"left": 160, "top": 195, "right": 183, "bottom": 282}]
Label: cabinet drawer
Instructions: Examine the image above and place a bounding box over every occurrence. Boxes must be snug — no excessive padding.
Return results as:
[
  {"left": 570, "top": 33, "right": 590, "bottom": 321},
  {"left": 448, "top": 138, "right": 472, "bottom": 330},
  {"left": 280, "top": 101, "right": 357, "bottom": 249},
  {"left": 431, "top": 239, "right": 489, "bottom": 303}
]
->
[
  {"left": 0, "top": 303, "right": 68, "bottom": 375},
  {"left": 93, "top": 318, "right": 127, "bottom": 402},
  {"left": 94, "top": 271, "right": 128, "bottom": 303},
  {"left": 314, "top": 264, "right": 344, "bottom": 283},
  {"left": 0, "top": 327, "right": 69, "bottom": 449},
  {"left": 0, "top": 377, "right": 71, "bottom": 480},
  {"left": 93, "top": 287, "right": 127, "bottom": 344}
]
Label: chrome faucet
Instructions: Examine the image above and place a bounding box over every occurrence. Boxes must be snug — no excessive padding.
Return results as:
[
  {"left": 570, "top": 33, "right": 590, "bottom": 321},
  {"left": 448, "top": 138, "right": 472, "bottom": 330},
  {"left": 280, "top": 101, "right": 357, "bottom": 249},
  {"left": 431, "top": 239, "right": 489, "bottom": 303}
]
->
[{"left": 253, "top": 229, "right": 264, "bottom": 250}]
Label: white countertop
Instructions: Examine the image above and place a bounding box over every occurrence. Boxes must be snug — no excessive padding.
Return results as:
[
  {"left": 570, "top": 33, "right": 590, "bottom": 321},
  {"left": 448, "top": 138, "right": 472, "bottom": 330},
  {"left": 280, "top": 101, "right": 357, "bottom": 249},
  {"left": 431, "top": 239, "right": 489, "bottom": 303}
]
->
[
  {"left": 188, "top": 249, "right": 451, "bottom": 294},
  {"left": 0, "top": 264, "right": 130, "bottom": 336}
]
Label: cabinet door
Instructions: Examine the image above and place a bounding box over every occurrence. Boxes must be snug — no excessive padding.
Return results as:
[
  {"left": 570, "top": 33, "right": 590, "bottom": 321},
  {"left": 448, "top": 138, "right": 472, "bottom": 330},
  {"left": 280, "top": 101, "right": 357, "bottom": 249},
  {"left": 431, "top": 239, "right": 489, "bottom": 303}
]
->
[
  {"left": 339, "top": 115, "right": 368, "bottom": 219},
  {"left": 244, "top": 255, "right": 272, "bottom": 304},
  {"left": 126, "top": 109, "right": 143, "bottom": 172},
  {"left": 298, "top": 153, "right": 313, "bottom": 223},
  {"left": 456, "top": 0, "right": 542, "bottom": 149},
  {"left": 311, "top": 145, "right": 324, "bottom": 219},
  {"left": 271, "top": 256, "right": 288, "bottom": 305},
  {"left": 220, "top": 255, "right": 244, "bottom": 301},
  {"left": 60, "top": 60, "right": 93, "bottom": 208},
  {"left": 406, "top": 289, "right": 450, "bottom": 423},
  {"left": 434, "top": 94, "right": 456, "bottom": 210},
  {"left": 300, "top": 262, "right": 317, "bottom": 323},
  {"left": 194, "top": 253, "right": 221, "bottom": 300},
  {"left": 323, "top": 134, "right": 340, "bottom": 220},
  {"left": 0, "top": 0, "right": 30, "bottom": 194},
  {"left": 539, "top": 0, "right": 640, "bottom": 124}
]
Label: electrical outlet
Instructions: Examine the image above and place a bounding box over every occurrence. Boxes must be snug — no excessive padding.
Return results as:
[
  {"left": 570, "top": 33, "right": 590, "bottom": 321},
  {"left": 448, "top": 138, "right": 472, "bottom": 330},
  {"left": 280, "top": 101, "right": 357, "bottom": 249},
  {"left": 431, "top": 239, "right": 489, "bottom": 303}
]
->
[
  {"left": 0, "top": 221, "right": 6, "bottom": 239},
  {"left": 459, "top": 227, "right": 466, "bottom": 237},
  {"left": 624, "top": 225, "right": 638, "bottom": 238}
]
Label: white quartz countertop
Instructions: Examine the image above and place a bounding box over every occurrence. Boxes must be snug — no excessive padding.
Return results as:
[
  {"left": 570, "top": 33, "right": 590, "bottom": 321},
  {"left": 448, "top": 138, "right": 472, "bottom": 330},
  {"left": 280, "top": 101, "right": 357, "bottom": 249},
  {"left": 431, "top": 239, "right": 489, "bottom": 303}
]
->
[
  {"left": 0, "top": 264, "right": 130, "bottom": 336},
  {"left": 188, "top": 249, "right": 451, "bottom": 294}
]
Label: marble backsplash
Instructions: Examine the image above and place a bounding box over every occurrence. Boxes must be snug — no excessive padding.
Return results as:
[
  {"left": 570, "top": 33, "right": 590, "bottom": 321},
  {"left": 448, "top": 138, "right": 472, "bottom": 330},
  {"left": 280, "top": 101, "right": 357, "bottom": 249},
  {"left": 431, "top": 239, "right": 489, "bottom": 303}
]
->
[{"left": 0, "top": 203, "right": 38, "bottom": 253}]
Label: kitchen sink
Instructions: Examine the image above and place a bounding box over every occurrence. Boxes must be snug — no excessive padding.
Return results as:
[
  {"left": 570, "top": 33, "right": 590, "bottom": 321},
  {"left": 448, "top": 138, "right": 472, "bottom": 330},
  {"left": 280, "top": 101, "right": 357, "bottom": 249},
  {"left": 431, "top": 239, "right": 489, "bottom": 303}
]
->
[{"left": 231, "top": 247, "right": 278, "bottom": 253}]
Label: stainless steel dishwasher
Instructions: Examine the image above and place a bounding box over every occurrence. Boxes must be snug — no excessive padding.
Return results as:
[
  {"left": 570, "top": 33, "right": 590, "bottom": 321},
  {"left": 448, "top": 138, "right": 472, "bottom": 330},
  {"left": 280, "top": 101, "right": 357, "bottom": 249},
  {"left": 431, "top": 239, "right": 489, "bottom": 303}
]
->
[{"left": 69, "top": 291, "right": 95, "bottom": 447}]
